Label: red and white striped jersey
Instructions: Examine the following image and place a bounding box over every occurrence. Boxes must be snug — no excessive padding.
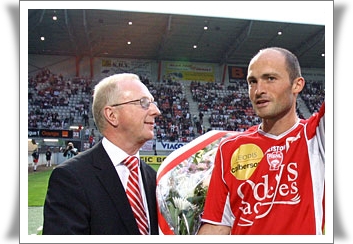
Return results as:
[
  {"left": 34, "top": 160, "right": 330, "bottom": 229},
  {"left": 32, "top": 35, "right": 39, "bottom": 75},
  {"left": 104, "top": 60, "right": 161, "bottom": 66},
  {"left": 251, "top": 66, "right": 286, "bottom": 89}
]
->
[{"left": 201, "top": 102, "right": 325, "bottom": 235}]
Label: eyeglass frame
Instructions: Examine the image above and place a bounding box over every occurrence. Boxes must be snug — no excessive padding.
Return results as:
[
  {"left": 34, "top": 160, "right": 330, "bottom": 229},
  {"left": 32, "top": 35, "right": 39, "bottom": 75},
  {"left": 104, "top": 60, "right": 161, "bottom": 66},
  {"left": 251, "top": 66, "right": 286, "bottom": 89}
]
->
[{"left": 109, "top": 96, "right": 158, "bottom": 110}]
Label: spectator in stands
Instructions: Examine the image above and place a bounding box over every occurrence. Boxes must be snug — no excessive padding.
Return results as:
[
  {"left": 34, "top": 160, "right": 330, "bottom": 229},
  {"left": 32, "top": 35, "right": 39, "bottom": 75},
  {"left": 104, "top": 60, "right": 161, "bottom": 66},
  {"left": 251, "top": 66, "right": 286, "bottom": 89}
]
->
[
  {"left": 199, "top": 111, "right": 204, "bottom": 124},
  {"left": 90, "top": 128, "right": 95, "bottom": 137},
  {"left": 43, "top": 73, "right": 161, "bottom": 235},
  {"left": 82, "top": 109, "right": 89, "bottom": 126},
  {"left": 198, "top": 47, "right": 325, "bottom": 234},
  {"left": 193, "top": 114, "right": 198, "bottom": 126},
  {"left": 84, "top": 127, "right": 90, "bottom": 140},
  {"left": 88, "top": 134, "right": 95, "bottom": 148}
]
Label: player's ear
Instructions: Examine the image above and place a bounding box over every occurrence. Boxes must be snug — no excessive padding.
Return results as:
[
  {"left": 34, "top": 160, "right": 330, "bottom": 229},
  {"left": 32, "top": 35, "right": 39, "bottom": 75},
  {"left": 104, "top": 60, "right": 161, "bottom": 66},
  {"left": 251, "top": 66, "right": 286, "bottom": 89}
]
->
[{"left": 292, "top": 77, "right": 305, "bottom": 93}]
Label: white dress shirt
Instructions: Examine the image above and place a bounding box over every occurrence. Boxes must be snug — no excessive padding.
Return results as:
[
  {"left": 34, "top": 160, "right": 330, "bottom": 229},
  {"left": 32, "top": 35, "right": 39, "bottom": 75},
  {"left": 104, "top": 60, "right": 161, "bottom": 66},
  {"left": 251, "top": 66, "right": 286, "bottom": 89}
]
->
[{"left": 101, "top": 137, "right": 150, "bottom": 230}]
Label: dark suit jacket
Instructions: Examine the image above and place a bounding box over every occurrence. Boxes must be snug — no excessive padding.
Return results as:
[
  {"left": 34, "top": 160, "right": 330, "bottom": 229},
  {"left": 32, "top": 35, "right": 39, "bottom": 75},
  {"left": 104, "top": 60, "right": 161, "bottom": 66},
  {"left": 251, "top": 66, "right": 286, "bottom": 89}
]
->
[{"left": 42, "top": 141, "right": 159, "bottom": 235}]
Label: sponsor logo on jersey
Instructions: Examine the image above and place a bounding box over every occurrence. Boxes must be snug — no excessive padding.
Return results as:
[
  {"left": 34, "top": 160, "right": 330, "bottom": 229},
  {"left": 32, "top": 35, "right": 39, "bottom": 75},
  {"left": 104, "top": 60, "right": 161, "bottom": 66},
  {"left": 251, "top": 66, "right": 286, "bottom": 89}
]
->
[
  {"left": 236, "top": 143, "right": 300, "bottom": 227},
  {"left": 230, "top": 144, "right": 263, "bottom": 180}
]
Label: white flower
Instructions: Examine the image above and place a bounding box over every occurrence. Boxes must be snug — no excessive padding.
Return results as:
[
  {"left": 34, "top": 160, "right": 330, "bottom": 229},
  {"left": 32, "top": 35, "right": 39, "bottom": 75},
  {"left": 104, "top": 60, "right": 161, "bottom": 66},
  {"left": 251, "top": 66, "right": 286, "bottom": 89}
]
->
[
  {"left": 202, "top": 173, "right": 212, "bottom": 188},
  {"left": 175, "top": 172, "right": 202, "bottom": 198},
  {"left": 156, "top": 131, "right": 239, "bottom": 235},
  {"left": 172, "top": 197, "right": 197, "bottom": 211}
]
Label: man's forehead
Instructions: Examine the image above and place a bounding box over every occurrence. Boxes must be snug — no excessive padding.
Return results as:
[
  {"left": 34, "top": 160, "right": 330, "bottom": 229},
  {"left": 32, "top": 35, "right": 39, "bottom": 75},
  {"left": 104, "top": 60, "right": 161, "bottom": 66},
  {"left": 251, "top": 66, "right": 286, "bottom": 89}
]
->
[{"left": 252, "top": 49, "right": 284, "bottom": 62}]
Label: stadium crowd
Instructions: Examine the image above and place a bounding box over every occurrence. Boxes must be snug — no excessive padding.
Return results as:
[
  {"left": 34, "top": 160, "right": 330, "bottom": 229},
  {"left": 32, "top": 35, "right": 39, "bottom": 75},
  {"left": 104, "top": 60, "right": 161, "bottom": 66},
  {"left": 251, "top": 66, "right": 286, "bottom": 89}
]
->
[{"left": 28, "top": 69, "right": 324, "bottom": 143}]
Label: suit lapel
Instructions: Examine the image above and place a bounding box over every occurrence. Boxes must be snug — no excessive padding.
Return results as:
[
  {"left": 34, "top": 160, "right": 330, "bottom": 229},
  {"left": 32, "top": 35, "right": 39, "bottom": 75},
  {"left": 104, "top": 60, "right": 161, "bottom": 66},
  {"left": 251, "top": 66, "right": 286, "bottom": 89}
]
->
[{"left": 92, "top": 142, "right": 140, "bottom": 234}]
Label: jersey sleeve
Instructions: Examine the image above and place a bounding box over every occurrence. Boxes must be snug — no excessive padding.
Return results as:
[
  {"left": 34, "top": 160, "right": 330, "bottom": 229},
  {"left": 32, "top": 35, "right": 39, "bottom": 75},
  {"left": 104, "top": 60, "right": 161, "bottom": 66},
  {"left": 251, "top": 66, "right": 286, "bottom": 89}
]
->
[
  {"left": 306, "top": 102, "right": 325, "bottom": 164},
  {"left": 317, "top": 102, "right": 325, "bottom": 154},
  {"left": 201, "top": 145, "right": 234, "bottom": 227}
]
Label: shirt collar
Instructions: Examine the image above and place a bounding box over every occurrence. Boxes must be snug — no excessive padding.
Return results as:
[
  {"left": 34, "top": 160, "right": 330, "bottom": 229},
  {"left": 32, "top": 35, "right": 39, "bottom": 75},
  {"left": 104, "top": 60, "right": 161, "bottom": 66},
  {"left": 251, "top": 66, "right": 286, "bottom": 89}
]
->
[{"left": 102, "top": 137, "right": 140, "bottom": 167}]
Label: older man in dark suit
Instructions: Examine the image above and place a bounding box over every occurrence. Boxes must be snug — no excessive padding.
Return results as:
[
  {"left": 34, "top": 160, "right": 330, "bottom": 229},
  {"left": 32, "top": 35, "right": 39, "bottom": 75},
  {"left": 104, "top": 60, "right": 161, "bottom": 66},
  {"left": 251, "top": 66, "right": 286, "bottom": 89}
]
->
[{"left": 43, "top": 73, "right": 161, "bottom": 235}]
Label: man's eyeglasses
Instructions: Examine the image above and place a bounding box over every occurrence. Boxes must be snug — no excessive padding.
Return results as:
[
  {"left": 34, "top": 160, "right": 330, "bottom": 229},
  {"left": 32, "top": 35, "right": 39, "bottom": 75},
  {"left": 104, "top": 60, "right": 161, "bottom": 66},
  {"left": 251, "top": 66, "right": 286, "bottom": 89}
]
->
[{"left": 110, "top": 97, "right": 158, "bottom": 110}]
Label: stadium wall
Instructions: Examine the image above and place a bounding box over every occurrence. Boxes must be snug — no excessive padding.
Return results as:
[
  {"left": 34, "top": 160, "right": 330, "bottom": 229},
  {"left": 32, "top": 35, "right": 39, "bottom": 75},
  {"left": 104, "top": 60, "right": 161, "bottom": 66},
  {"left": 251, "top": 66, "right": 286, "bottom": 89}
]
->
[{"left": 28, "top": 54, "right": 325, "bottom": 86}]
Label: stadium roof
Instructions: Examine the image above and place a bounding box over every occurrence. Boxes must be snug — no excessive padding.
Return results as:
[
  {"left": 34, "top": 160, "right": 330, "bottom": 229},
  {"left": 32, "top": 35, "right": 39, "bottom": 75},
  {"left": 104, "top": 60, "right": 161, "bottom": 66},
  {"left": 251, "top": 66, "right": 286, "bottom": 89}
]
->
[{"left": 28, "top": 9, "right": 325, "bottom": 69}]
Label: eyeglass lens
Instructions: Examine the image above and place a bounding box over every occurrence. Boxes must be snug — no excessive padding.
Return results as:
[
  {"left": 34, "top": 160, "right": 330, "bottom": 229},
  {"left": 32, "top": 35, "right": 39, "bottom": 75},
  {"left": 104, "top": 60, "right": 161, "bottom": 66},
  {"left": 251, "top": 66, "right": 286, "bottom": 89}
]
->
[{"left": 141, "top": 97, "right": 157, "bottom": 109}]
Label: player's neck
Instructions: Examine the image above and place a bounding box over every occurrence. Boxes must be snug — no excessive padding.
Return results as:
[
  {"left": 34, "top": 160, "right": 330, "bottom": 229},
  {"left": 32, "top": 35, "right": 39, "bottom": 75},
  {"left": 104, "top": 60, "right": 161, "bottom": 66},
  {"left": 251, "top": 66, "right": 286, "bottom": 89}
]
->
[{"left": 261, "top": 114, "right": 299, "bottom": 136}]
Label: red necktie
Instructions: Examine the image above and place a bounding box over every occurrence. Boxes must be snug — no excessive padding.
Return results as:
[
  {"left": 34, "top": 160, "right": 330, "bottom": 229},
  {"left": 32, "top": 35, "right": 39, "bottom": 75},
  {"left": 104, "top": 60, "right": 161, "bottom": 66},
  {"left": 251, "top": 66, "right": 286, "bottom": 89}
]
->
[{"left": 123, "top": 156, "right": 149, "bottom": 235}]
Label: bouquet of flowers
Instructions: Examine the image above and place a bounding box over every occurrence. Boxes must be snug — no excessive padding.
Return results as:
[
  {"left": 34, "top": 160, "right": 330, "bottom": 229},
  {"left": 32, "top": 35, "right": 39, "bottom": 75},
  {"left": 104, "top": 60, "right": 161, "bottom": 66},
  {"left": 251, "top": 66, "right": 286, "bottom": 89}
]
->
[{"left": 156, "top": 130, "right": 239, "bottom": 235}]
